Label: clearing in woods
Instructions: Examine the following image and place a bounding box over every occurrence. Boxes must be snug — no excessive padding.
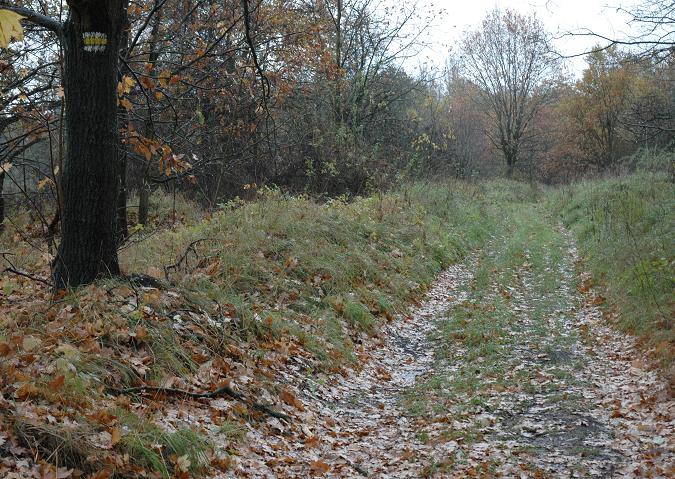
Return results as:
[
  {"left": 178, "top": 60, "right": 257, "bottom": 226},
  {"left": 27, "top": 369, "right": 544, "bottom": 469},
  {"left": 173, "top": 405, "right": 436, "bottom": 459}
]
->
[{"left": 213, "top": 202, "right": 673, "bottom": 478}]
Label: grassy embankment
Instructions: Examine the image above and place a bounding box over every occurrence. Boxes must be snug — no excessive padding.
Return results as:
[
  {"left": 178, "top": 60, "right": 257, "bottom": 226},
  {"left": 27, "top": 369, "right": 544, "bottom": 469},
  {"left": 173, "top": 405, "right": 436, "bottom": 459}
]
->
[
  {"left": 548, "top": 170, "right": 674, "bottom": 367},
  {"left": 120, "top": 183, "right": 496, "bottom": 363},
  {"left": 0, "top": 182, "right": 496, "bottom": 477}
]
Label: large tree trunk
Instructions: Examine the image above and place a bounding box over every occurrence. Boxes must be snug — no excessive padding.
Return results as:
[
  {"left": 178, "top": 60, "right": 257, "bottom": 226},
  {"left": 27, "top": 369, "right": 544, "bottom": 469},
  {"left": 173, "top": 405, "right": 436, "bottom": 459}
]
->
[
  {"left": 503, "top": 140, "right": 518, "bottom": 178},
  {"left": 52, "top": 1, "right": 125, "bottom": 288},
  {"left": 0, "top": 171, "right": 5, "bottom": 232}
]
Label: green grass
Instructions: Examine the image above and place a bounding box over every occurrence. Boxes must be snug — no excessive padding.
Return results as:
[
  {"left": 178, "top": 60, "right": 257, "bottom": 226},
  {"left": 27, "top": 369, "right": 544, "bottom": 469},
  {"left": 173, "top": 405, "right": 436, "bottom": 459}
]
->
[
  {"left": 4, "top": 171, "right": 671, "bottom": 476},
  {"left": 403, "top": 184, "right": 582, "bottom": 444},
  {"left": 116, "top": 409, "right": 209, "bottom": 478},
  {"left": 3, "top": 180, "right": 500, "bottom": 478},
  {"left": 121, "top": 182, "right": 496, "bottom": 367},
  {"left": 548, "top": 171, "right": 674, "bottom": 366}
]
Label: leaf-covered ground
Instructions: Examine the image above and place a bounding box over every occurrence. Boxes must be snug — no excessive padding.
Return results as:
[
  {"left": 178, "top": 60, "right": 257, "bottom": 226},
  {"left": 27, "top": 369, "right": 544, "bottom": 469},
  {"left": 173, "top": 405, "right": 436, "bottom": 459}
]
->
[
  {"left": 203, "top": 202, "right": 673, "bottom": 478},
  {"left": 0, "top": 182, "right": 672, "bottom": 478}
]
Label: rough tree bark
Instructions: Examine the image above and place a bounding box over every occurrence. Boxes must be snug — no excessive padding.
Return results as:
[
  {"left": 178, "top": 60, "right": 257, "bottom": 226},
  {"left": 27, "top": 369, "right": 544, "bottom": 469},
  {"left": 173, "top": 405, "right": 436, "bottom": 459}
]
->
[
  {"left": 51, "top": 1, "right": 127, "bottom": 288},
  {"left": 0, "top": 171, "right": 5, "bottom": 232}
]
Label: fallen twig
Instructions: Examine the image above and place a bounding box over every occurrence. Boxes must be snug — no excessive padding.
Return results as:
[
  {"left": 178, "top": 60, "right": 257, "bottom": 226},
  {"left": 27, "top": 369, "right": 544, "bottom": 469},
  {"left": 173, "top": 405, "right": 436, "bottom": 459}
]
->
[
  {"left": 125, "top": 273, "right": 166, "bottom": 289},
  {"left": 3, "top": 266, "right": 54, "bottom": 287},
  {"left": 163, "top": 237, "right": 213, "bottom": 280},
  {"left": 110, "top": 384, "right": 290, "bottom": 421},
  {"left": 1, "top": 252, "right": 54, "bottom": 287}
]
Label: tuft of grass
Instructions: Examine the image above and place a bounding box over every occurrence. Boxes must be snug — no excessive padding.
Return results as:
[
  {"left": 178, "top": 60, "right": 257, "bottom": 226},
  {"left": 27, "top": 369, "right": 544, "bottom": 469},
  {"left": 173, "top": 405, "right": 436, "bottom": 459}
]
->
[
  {"left": 12, "top": 418, "right": 97, "bottom": 473},
  {"left": 216, "top": 421, "right": 246, "bottom": 442},
  {"left": 342, "top": 300, "right": 376, "bottom": 332},
  {"left": 117, "top": 409, "right": 209, "bottom": 478}
]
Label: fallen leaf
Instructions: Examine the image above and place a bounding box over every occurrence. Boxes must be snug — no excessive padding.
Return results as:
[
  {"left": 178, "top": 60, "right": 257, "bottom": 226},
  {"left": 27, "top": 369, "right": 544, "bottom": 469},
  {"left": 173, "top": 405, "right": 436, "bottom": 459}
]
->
[
  {"left": 14, "top": 382, "right": 39, "bottom": 400},
  {"left": 175, "top": 454, "right": 191, "bottom": 473},
  {"left": 22, "top": 335, "right": 42, "bottom": 352},
  {"left": 110, "top": 428, "right": 121, "bottom": 446},
  {"left": 280, "top": 388, "right": 305, "bottom": 411},
  {"left": 309, "top": 460, "right": 330, "bottom": 475},
  {"left": 47, "top": 375, "right": 65, "bottom": 392}
]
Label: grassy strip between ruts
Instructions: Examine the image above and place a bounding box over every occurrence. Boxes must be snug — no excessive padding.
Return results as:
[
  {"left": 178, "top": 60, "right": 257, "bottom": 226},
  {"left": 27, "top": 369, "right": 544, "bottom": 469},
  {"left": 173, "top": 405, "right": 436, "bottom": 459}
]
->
[{"left": 403, "top": 193, "right": 589, "bottom": 475}]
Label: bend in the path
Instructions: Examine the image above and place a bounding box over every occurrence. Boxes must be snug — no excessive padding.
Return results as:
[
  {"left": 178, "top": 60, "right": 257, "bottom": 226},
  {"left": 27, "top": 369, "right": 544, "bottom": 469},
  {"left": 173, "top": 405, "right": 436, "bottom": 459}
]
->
[{"left": 212, "top": 203, "right": 672, "bottom": 478}]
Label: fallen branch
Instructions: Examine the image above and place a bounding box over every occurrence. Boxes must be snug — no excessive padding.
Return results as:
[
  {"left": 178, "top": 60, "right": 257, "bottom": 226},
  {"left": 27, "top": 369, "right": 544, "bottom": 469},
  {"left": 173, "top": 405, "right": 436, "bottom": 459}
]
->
[
  {"left": 3, "top": 267, "right": 53, "bottom": 287},
  {"left": 163, "top": 237, "right": 213, "bottom": 280},
  {"left": 1, "top": 252, "right": 54, "bottom": 287},
  {"left": 110, "top": 384, "right": 290, "bottom": 421},
  {"left": 125, "top": 273, "right": 166, "bottom": 289}
]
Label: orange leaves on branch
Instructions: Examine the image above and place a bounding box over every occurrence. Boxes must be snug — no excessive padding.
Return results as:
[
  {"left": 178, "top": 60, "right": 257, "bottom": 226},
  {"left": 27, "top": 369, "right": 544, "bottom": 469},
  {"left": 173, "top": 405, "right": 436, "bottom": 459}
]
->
[
  {"left": 126, "top": 126, "right": 157, "bottom": 162},
  {"left": 119, "top": 98, "right": 133, "bottom": 110},
  {"left": 159, "top": 152, "right": 193, "bottom": 177},
  {"left": 127, "top": 134, "right": 194, "bottom": 177},
  {"left": 158, "top": 70, "right": 171, "bottom": 87},
  {"left": 134, "top": 142, "right": 152, "bottom": 162},
  {"left": 117, "top": 75, "right": 135, "bottom": 110},
  {"left": 118, "top": 75, "right": 134, "bottom": 95},
  {"left": 37, "top": 176, "right": 55, "bottom": 190},
  {"left": 0, "top": 9, "right": 25, "bottom": 48}
]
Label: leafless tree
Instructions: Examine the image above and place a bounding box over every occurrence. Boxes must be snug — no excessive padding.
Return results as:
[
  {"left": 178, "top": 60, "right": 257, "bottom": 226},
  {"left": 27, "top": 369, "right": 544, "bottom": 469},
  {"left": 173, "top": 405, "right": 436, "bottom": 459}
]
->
[{"left": 460, "top": 8, "right": 559, "bottom": 177}]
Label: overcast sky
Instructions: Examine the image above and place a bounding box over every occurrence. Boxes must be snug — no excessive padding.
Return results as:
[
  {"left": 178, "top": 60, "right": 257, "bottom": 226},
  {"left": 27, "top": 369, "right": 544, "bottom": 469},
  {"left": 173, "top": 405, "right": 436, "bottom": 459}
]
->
[{"left": 410, "top": 0, "right": 639, "bottom": 75}]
